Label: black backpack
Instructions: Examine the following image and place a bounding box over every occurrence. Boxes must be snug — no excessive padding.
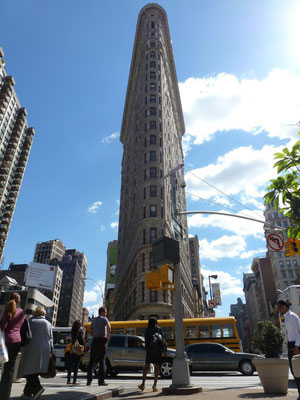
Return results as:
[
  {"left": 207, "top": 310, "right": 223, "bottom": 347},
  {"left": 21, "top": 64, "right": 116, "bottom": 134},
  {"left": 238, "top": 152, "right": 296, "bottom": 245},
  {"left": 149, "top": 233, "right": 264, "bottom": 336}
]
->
[{"left": 150, "top": 332, "right": 165, "bottom": 352}]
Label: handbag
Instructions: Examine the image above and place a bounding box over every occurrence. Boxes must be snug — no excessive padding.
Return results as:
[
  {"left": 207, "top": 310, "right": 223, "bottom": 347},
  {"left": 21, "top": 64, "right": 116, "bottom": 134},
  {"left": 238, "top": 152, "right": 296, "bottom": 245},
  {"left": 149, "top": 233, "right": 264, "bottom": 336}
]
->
[
  {"left": 41, "top": 353, "right": 56, "bottom": 378},
  {"left": 70, "top": 339, "right": 84, "bottom": 356},
  {"left": 0, "top": 330, "right": 8, "bottom": 364},
  {"left": 20, "top": 319, "right": 32, "bottom": 347}
]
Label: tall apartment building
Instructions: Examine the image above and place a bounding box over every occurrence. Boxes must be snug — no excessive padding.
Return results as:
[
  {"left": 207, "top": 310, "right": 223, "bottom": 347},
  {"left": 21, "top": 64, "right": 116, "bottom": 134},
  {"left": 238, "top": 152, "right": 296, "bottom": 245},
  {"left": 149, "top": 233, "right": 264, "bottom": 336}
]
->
[
  {"left": 56, "top": 249, "right": 87, "bottom": 327},
  {"left": 243, "top": 273, "right": 260, "bottom": 339},
  {"left": 189, "top": 236, "right": 207, "bottom": 317},
  {"left": 33, "top": 239, "right": 66, "bottom": 264},
  {"left": 264, "top": 203, "right": 300, "bottom": 291},
  {"left": 0, "top": 48, "right": 35, "bottom": 262},
  {"left": 114, "top": 4, "right": 195, "bottom": 320},
  {"left": 230, "top": 298, "right": 247, "bottom": 351}
]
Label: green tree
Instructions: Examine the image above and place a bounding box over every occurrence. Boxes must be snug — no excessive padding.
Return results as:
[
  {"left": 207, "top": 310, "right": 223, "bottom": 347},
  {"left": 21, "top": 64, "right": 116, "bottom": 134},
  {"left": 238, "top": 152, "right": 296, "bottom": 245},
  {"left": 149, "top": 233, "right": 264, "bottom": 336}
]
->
[
  {"left": 252, "top": 320, "right": 283, "bottom": 358},
  {"left": 264, "top": 135, "right": 300, "bottom": 238}
]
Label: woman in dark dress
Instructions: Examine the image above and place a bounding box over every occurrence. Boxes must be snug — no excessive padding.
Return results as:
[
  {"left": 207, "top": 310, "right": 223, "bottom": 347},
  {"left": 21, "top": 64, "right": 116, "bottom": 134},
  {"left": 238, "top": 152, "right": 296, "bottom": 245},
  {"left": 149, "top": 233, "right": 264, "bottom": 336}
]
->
[
  {"left": 67, "top": 320, "right": 84, "bottom": 385},
  {"left": 138, "top": 317, "right": 165, "bottom": 392}
]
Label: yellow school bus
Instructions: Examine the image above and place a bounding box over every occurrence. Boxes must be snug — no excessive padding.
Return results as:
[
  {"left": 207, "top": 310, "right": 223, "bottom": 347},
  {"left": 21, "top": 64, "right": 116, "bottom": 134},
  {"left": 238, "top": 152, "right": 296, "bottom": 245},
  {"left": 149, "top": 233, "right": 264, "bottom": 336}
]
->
[{"left": 85, "top": 317, "right": 241, "bottom": 352}]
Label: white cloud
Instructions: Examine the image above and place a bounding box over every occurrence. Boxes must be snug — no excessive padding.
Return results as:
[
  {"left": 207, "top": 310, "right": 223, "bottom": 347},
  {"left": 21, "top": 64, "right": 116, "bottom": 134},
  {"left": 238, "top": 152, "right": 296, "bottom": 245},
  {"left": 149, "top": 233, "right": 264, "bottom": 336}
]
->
[
  {"left": 83, "top": 280, "right": 105, "bottom": 316},
  {"left": 185, "top": 145, "right": 280, "bottom": 206},
  {"left": 240, "top": 248, "right": 266, "bottom": 259},
  {"left": 179, "top": 69, "right": 300, "bottom": 145},
  {"left": 102, "top": 132, "right": 120, "bottom": 144},
  {"left": 201, "top": 267, "right": 244, "bottom": 297},
  {"left": 110, "top": 221, "right": 118, "bottom": 229},
  {"left": 188, "top": 209, "right": 265, "bottom": 239},
  {"left": 235, "top": 264, "right": 252, "bottom": 275},
  {"left": 88, "top": 201, "right": 102, "bottom": 214},
  {"left": 99, "top": 225, "right": 106, "bottom": 232},
  {"left": 199, "top": 235, "right": 247, "bottom": 261}
]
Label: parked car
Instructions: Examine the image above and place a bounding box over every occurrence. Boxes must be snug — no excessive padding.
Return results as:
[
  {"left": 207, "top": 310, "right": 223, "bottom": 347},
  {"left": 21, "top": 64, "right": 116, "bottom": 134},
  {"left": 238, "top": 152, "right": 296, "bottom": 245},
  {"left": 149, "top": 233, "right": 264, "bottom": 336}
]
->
[
  {"left": 185, "top": 342, "right": 262, "bottom": 376},
  {"left": 80, "top": 334, "right": 176, "bottom": 378}
]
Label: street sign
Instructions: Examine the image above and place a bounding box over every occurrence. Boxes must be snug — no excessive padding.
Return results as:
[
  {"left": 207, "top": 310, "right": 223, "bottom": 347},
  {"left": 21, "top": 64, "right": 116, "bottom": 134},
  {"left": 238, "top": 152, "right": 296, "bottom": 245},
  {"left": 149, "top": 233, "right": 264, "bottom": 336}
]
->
[
  {"left": 208, "top": 299, "right": 216, "bottom": 308},
  {"left": 266, "top": 232, "right": 284, "bottom": 252}
]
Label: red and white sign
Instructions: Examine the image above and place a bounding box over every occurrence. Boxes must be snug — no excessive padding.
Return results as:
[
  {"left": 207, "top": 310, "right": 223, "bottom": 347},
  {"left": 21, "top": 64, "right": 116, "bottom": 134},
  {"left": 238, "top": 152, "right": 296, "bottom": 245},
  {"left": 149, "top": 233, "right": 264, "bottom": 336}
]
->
[
  {"left": 25, "top": 262, "right": 56, "bottom": 291},
  {"left": 208, "top": 299, "right": 216, "bottom": 308},
  {"left": 266, "top": 232, "right": 284, "bottom": 252}
]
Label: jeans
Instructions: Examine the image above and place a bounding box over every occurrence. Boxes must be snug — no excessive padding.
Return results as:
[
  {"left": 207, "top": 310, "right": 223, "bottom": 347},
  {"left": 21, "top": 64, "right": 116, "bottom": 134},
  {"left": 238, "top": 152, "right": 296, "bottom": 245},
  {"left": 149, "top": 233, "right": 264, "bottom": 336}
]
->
[
  {"left": 67, "top": 353, "right": 81, "bottom": 383},
  {"left": 87, "top": 337, "right": 107, "bottom": 384},
  {"left": 288, "top": 341, "right": 300, "bottom": 395},
  {"left": 24, "top": 373, "right": 43, "bottom": 397},
  {"left": 0, "top": 342, "right": 21, "bottom": 400}
]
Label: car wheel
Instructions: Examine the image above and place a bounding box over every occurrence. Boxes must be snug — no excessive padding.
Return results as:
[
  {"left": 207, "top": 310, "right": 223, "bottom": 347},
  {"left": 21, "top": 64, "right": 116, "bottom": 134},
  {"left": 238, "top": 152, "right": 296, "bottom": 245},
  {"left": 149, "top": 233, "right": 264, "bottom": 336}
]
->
[
  {"left": 160, "top": 359, "right": 173, "bottom": 378},
  {"left": 239, "top": 360, "right": 255, "bottom": 376}
]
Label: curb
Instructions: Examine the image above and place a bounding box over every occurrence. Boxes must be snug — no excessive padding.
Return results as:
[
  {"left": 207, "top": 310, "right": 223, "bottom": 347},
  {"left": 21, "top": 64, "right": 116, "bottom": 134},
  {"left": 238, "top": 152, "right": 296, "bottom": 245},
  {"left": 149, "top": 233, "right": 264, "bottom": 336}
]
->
[{"left": 78, "top": 386, "right": 124, "bottom": 400}]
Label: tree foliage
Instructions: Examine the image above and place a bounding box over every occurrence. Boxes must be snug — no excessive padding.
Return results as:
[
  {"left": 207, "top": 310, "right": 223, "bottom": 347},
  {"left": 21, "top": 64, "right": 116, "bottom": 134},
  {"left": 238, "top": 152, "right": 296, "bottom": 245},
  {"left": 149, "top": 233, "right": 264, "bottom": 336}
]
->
[
  {"left": 264, "top": 135, "right": 300, "bottom": 238},
  {"left": 252, "top": 320, "right": 284, "bottom": 358}
]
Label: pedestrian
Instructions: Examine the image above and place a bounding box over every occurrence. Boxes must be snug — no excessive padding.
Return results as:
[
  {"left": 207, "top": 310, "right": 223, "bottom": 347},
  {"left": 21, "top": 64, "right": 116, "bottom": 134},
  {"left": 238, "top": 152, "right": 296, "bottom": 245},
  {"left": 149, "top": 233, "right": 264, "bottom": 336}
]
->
[
  {"left": 87, "top": 307, "right": 111, "bottom": 386},
  {"left": 0, "top": 293, "right": 26, "bottom": 400},
  {"left": 67, "top": 319, "right": 84, "bottom": 385},
  {"left": 277, "top": 300, "right": 300, "bottom": 399},
  {"left": 18, "top": 306, "right": 53, "bottom": 400},
  {"left": 138, "top": 317, "right": 166, "bottom": 392}
]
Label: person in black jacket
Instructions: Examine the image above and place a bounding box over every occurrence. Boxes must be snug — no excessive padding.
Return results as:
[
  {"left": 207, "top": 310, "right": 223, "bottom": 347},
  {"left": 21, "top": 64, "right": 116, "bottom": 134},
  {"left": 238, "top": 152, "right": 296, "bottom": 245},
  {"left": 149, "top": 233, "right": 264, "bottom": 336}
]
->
[
  {"left": 138, "top": 317, "right": 166, "bottom": 392},
  {"left": 67, "top": 320, "right": 84, "bottom": 385}
]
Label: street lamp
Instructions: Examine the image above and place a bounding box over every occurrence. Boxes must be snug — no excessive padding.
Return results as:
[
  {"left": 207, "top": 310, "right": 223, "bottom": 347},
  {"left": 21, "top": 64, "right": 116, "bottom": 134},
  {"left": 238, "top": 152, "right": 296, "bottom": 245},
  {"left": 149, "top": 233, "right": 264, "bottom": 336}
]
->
[
  {"left": 80, "top": 276, "right": 104, "bottom": 305},
  {"left": 208, "top": 275, "right": 218, "bottom": 301}
]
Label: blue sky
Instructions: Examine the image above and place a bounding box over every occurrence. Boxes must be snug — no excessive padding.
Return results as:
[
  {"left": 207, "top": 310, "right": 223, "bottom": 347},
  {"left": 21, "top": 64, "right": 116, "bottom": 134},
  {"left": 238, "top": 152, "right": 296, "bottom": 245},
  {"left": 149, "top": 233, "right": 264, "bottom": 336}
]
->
[{"left": 1, "top": 0, "right": 300, "bottom": 317}]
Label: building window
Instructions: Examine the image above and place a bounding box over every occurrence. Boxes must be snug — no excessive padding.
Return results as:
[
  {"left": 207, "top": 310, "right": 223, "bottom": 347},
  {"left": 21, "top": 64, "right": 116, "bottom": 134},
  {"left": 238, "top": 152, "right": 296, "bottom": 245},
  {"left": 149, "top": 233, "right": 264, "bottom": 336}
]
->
[
  {"left": 150, "top": 290, "right": 157, "bottom": 302},
  {"left": 142, "top": 253, "right": 145, "bottom": 272},
  {"left": 293, "top": 260, "right": 298, "bottom": 267},
  {"left": 161, "top": 207, "right": 163, "bottom": 218},
  {"left": 150, "top": 205, "right": 157, "bottom": 217},
  {"left": 143, "top": 206, "right": 146, "bottom": 219},
  {"left": 150, "top": 228, "right": 157, "bottom": 243},
  {"left": 150, "top": 135, "right": 156, "bottom": 145},
  {"left": 150, "top": 83, "right": 156, "bottom": 91},
  {"left": 143, "top": 229, "right": 146, "bottom": 245},
  {"left": 287, "top": 260, "right": 291, "bottom": 267},
  {"left": 144, "top": 137, "right": 147, "bottom": 147},
  {"left": 150, "top": 95, "right": 156, "bottom": 103},
  {"left": 150, "top": 185, "right": 157, "bottom": 197},
  {"left": 151, "top": 42, "right": 155, "bottom": 47},
  {"left": 150, "top": 107, "right": 156, "bottom": 115},
  {"left": 149, "top": 151, "right": 156, "bottom": 161},
  {"left": 161, "top": 187, "right": 164, "bottom": 199},
  {"left": 151, "top": 22, "right": 155, "bottom": 29},
  {"left": 149, "top": 251, "right": 152, "bottom": 268},
  {"left": 141, "top": 282, "right": 145, "bottom": 302},
  {"left": 150, "top": 71, "right": 156, "bottom": 79},
  {"left": 279, "top": 261, "right": 284, "bottom": 268},
  {"left": 150, "top": 51, "right": 155, "bottom": 58},
  {"left": 150, "top": 168, "right": 157, "bottom": 178},
  {"left": 144, "top": 109, "right": 147, "bottom": 117},
  {"left": 145, "top": 97, "right": 147, "bottom": 105},
  {"left": 144, "top": 170, "right": 147, "bottom": 180},
  {"left": 289, "top": 270, "right": 294, "bottom": 278},
  {"left": 144, "top": 153, "right": 147, "bottom": 163},
  {"left": 150, "top": 121, "right": 156, "bottom": 129},
  {"left": 144, "top": 187, "right": 146, "bottom": 199},
  {"left": 150, "top": 61, "right": 156, "bottom": 68},
  {"left": 282, "top": 271, "right": 287, "bottom": 278}
]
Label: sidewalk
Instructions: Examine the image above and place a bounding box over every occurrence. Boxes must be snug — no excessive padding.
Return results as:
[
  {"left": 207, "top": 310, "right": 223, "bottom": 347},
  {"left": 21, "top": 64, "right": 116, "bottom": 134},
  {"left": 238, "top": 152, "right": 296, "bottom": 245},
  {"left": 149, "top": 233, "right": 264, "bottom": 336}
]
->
[{"left": 10, "top": 381, "right": 299, "bottom": 400}]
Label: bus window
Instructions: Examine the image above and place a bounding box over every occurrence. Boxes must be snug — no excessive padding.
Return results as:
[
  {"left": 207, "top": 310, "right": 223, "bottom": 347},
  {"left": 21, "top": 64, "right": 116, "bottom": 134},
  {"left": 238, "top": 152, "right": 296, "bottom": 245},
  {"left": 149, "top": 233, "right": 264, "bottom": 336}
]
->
[
  {"left": 136, "top": 328, "right": 146, "bottom": 337},
  {"left": 161, "top": 326, "right": 173, "bottom": 339},
  {"left": 113, "top": 328, "right": 124, "bottom": 335},
  {"left": 211, "top": 324, "right": 222, "bottom": 338},
  {"left": 186, "top": 325, "right": 197, "bottom": 338},
  {"left": 125, "top": 328, "right": 135, "bottom": 335},
  {"left": 198, "top": 325, "right": 209, "bottom": 338},
  {"left": 222, "top": 324, "right": 234, "bottom": 338},
  {"left": 53, "top": 331, "right": 59, "bottom": 344},
  {"left": 58, "top": 332, "right": 72, "bottom": 345}
]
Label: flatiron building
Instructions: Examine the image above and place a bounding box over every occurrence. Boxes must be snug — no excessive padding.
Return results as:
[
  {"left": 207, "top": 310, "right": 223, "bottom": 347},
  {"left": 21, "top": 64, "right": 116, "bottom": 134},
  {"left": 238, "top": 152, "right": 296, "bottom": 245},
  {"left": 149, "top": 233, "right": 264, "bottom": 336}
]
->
[
  {"left": 0, "top": 47, "right": 35, "bottom": 262},
  {"left": 114, "top": 4, "right": 196, "bottom": 320}
]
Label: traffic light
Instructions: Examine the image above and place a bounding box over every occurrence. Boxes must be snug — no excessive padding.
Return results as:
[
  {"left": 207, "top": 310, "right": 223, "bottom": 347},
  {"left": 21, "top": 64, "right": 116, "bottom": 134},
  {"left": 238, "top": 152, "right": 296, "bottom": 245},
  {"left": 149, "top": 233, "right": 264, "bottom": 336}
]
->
[
  {"left": 160, "top": 264, "right": 174, "bottom": 285},
  {"left": 285, "top": 238, "right": 300, "bottom": 257},
  {"left": 145, "top": 270, "right": 161, "bottom": 289}
]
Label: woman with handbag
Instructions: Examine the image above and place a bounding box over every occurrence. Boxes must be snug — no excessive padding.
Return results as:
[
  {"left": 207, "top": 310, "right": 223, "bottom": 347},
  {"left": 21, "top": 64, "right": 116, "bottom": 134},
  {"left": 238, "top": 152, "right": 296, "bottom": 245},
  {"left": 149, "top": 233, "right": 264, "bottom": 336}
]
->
[
  {"left": 18, "top": 306, "right": 53, "bottom": 400},
  {"left": 0, "top": 292, "right": 26, "bottom": 400},
  {"left": 67, "top": 319, "right": 84, "bottom": 385}
]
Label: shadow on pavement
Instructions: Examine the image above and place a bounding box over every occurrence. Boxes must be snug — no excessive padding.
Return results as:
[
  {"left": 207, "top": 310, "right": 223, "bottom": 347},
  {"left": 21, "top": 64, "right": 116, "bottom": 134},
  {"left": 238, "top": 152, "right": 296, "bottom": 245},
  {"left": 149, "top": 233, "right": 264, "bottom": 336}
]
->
[
  {"left": 239, "top": 394, "right": 290, "bottom": 399},
  {"left": 11, "top": 391, "right": 93, "bottom": 400}
]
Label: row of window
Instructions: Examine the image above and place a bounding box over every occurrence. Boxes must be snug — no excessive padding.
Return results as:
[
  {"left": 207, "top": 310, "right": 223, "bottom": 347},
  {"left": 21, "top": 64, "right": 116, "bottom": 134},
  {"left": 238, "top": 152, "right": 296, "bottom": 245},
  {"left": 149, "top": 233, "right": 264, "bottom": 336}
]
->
[
  {"left": 143, "top": 227, "right": 163, "bottom": 244},
  {"left": 145, "top": 71, "right": 160, "bottom": 81},
  {"left": 144, "top": 121, "right": 162, "bottom": 132},
  {"left": 279, "top": 260, "right": 297, "bottom": 268},
  {"left": 144, "top": 151, "right": 162, "bottom": 163},
  {"left": 281, "top": 270, "right": 295, "bottom": 278},
  {"left": 144, "top": 134, "right": 161, "bottom": 147},
  {"left": 145, "top": 82, "right": 159, "bottom": 92},
  {"left": 143, "top": 185, "right": 163, "bottom": 200},
  {"left": 144, "top": 107, "right": 162, "bottom": 117}
]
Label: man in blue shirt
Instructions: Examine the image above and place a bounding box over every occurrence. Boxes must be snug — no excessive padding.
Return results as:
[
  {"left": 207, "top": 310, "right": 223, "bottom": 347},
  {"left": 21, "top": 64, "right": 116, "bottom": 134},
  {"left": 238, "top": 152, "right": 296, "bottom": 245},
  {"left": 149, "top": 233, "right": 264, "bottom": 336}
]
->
[{"left": 87, "top": 307, "right": 111, "bottom": 386}]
